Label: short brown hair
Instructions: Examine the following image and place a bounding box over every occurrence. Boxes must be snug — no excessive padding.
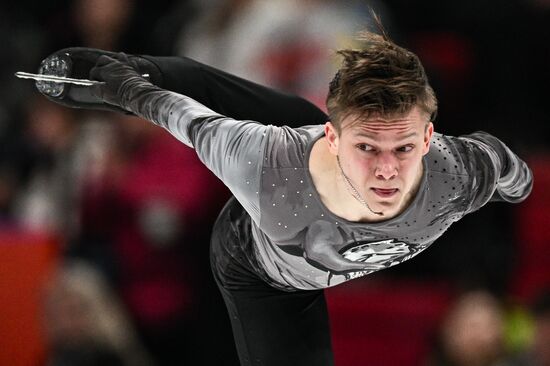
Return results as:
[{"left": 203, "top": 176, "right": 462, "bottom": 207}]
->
[{"left": 326, "top": 18, "right": 437, "bottom": 132}]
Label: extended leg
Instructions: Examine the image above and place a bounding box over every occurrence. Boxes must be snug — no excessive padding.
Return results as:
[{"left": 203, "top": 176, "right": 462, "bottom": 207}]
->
[
  {"left": 144, "top": 55, "right": 328, "bottom": 127},
  {"left": 36, "top": 48, "right": 328, "bottom": 127}
]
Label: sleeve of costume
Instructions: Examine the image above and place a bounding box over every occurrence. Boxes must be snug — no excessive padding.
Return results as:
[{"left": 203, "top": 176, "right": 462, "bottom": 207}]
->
[
  {"left": 119, "top": 77, "right": 265, "bottom": 222},
  {"left": 459, "top": 131, "right": 533, "bottom": 214}
]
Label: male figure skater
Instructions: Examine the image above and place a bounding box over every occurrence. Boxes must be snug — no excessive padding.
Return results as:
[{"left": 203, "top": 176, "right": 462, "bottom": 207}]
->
[{"left": 36, "top": 25, "right": 532, "bottom": 366}]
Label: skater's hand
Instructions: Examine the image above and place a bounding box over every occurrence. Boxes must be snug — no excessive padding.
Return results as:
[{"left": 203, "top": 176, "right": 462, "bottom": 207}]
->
[{"left": 90, "top": 53, "right": 145, "bottom": 108}]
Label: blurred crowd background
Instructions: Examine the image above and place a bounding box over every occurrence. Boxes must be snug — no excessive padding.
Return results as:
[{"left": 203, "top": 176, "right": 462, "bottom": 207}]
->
[{"left": 0, "top": 0, "right": 548, "bottom": 365}]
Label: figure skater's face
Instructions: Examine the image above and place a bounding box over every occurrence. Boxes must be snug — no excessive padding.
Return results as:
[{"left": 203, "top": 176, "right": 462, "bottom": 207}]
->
[{"left": 325, "top": 106, "right": 433, "bottom": 219}]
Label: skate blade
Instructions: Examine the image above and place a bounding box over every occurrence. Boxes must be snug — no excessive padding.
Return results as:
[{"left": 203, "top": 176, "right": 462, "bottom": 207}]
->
[{"left": 15, "top": 71, "right": 103, "bottom": 86}]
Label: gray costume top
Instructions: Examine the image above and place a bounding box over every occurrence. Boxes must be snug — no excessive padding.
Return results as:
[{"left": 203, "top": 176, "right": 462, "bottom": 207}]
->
[{"left": 120, "top": 79, "right": 533, "bottom": 291}]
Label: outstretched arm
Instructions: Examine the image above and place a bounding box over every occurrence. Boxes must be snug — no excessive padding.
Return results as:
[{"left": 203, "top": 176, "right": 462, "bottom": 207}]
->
[
  {"left": 90, "top": 54, "right": 279, "bottom": 223},
  {"left": 460, "top": 131, "right": 533, "bottom": 213},
  {"left": 143, "top": 55, "right": 328, "bottom": 127}
]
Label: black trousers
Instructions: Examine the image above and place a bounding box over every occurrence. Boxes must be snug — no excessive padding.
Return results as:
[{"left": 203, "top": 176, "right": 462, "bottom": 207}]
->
[
  {"left": 144, "top": 56, "right": 334, "bottom": 365},
  {"left": 143, "top": 55, "right": 328, "bottom": 128},
  {"left": 210, "top": 198, "right": 333, "bottom": 366}
]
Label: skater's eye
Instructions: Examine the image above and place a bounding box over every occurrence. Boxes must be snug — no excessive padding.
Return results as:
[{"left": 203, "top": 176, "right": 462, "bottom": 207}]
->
[
  {"left": 396, "top": 144, "right": 414, "bottom": 153},
  {"left": 356, "top": 144, "right": 375, "bottom": 152}
]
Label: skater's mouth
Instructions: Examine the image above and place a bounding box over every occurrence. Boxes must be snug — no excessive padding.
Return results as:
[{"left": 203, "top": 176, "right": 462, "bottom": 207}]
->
[{"left": 371, "top": 188, "right": 399, "bottom": 198}]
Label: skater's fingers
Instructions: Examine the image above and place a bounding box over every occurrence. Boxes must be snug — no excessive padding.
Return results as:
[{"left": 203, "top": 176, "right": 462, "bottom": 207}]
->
[
  {"left": 95, "top": 55, "right": 118, "bottom": 67},
  {"left": 90, "top": 56, "right": 117, "bottom": 81},
  {"left": 113, "top": 52, "right": 130, "bottom": 63}
]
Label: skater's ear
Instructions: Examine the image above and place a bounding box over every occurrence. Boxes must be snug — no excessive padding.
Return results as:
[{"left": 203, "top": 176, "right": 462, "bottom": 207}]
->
[
  {"left": 324, "top": 122, "right": 339, "bottom": 155},
  {"left": 421, "top": 121, "right": 434, "bottom": 156}
]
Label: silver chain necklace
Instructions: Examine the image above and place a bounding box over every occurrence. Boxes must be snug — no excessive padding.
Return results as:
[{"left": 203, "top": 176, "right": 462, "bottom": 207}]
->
[{"left": 336, "top": 155, "right": 383, "bottom": 216}]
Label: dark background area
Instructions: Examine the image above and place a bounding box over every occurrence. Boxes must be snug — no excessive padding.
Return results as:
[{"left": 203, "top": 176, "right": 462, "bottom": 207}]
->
[{"left": 0, "top": 1, "right": 548, "bottom": 365}]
